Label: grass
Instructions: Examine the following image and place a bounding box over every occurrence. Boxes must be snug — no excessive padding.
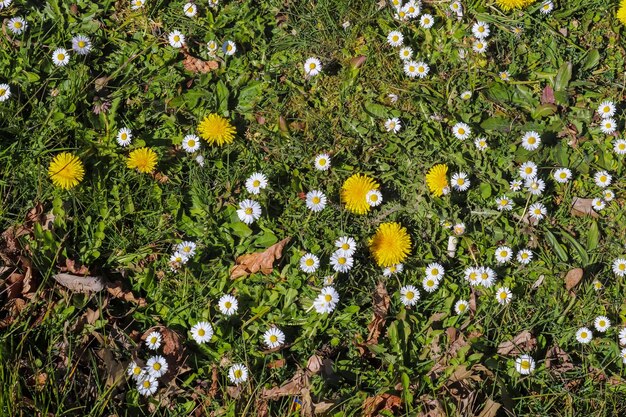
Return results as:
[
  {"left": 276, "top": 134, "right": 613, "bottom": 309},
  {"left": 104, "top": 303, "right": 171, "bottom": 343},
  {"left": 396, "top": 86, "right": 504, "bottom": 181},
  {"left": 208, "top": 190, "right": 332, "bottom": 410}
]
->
[{"left": 3, "top": 0, "right": 626, "bottom": 415}]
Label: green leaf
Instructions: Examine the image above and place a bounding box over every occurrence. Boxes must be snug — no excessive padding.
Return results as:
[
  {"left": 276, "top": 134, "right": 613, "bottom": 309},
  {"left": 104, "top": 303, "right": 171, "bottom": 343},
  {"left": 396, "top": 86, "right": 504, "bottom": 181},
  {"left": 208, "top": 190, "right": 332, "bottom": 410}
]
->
[
  {"left": 363, "top": 102, "right": 389, "bottom": 118},
  {"left": 229, "top": 222, "right": 252, "bottom": 238},
  {"left": 216, "top": 80, "right": 230, "bottom": 114},
  {"left": 532, "top": 104, "right": 558, "bottom": 119},
  {"left": 580, "top": 49, "right": 600, "bottom": 72},
  {"left": 479, "top": 182, "right": 492, "bottom": 199},
  {"left": 554, "top": 61, "right": 572, "bottom": 91},
  {"left": 480, "top": 117, "right": 511, "bottom": 132},
  {"left": 544, "top": 230, "right": 568, "bottom": 262},
  {"left": 587, "top": 221, "right": 599, "bottom": 251}
]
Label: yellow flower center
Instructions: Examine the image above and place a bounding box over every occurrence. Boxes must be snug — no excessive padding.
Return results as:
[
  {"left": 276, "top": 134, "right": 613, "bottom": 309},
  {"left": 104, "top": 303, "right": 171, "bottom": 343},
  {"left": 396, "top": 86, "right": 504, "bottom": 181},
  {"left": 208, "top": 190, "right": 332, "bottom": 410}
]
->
[
  {"left": 174, "top": 35, "right": 180, "bottom": 42},
  {"left": 424, "top": 18, "right": 430, "bottom": 24},
  {"left": 198, "top": 328, "right": 205, "bottom": 336},
  {"left": 133, "top": 367, "right": 141, "bottom": 375},
  {"left": 338, "top": 257, "right": 346, "bottom": 265},
  {"left": 458, "top": 303, "right": 466, "bottom": 311},
  {"left": 312, "top": 196, "right": 321, "bottom": 204},
  {"left": 620, "top": 264, "right": 625, "bottom": 271},
  {"left": 253, "top": 180, "right": 260, "bottom": 187},
  {"left": 457, "top": 127, "right": 465, "bottom": 134},
  {"left": 500, "top": 199, "right": 509, "bottom": 206},
  {"left": 469, "top": 273, "right": 477, "bottom": 281},
  {"left": 599, "top": 320, "right": 606, "bottom": 327},
  {"left": 341, "top": 243, "right": 350, "bottom": 250},
  {"left": 528, "top": 137, "right": 536, "bottom": 144},
  {"left": 457, "top": 178, "right": 464, "bottom": 185},
  {"left": 600, "top": 175, "right": 607, "bottom": 182},
  {"left": 318, "top": 158, "right": 327, "bottom": 166},
  {"left": 500, "top": 251, "right": 507, "bottom": 257},
  {"left": 500, "top": 292, "right": 507, "bottom": 299},
  {"left": 620, "top": 144, "right": 626, "bottom": 150},
  {"left": 153, "top": 363, "right": 161, "bottom": 371},
  {"left": 409, "top": 66, "right": 415, "bottom": 72},
  {"left": 392, "top": 35, "right": 399, "bottom": 42},
  {"left": 0, "top": 89, "right": 5, "bottom": 96},
  {"left": 227, "top": 45, "right": 233, "bottom": 51},
  {"left": 560, "top": 173, "right": 566, "bottom": 178},
  {"left": 418, "top": 66, "right": 425, "bottom": 72},
  {"left": 406, "top": 291, "right": 414, "bottom": 300},
  {"left": 187, "top": 6, "right": 194, "bottom": 12},
  {"left": 143, "top": 380, "right": 151, "bottom": 388},
  {"left": 121, "top": 133, "right": 127, "bottom": 140},
  {"left": 269, "top": 335, "right": 278, "bottom": 343},
  {"left": 481, "top": 273, "right": 488, "bottom": 280},
  {"left": 58, "top": 53, "right": 65, "bottom": 60},
  {"left": 188, "top": 139, "right": 196, "bottom": 147},
  {"left": 370, "top": 194, "right": 378, "bottom": 202},
  {"left": 431, "top": 269, "right": 439, "bottom": 276},
  {"left": 324, "top": 294, "right": 332, "bottom": 302},
  {"left": 389, "top": 266, "right": 396, "bottom": 272},
  {"left": 580, "top": 332, "right": 587, "bottom": 339},
  {"left": 234, "top": 370, "right": 242, "bottom": 378},
  {"left": 225, "top": 301, "right": 232, "bottom": 308},
  {"left": 606, "top": 122, "right": 612, "bottom": 128},
  {"left": 427, "top": 279, "right": 434, "bottom": 287},
  {"left": 478, "top": 27, "right": 484, "bottom": 32},
  {"left": 604, "top": 106, "right": 610, "bottom": 112},
  {"left": 15, "top": 22, "right": 22, "bottom": 28},
  {"left": 521, "top": 361, "right": 530, "bottom": 370},
  {"left": 150, "top": 337, "right": 157, "bottom": 344},
  {"left": 305, "top": 258, "right": 314, "bottom": 266},
  {"left": 521, "top": 253, "right": 528, "bottom": 259},
  {"left": 78, "top": 41, "right": 86, "bottom": 48},
  {"left": 398, "top": 11, "right": 406, "bottom": 18},
  {"left": 245, "top": 208, "right": 253, "bottom": 215}
]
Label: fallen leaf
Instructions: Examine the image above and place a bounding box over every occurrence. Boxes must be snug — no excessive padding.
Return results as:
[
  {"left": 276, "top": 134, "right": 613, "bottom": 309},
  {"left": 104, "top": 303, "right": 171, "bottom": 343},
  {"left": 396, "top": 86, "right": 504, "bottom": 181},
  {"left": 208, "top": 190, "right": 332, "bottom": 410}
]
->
[
  {"left": 230, "top": 237, "right": 290, "bottom": 279},
  {"left": 545, "top": 345, "right": 574, "bottom": 375},
  {"left": 363, "top": 393, "right": 402, "bottom": 417},
  {"left": 106, "top": 281, "right": 147, "bottom": 307},
  {"left": 53, "top": 273, "right": 105, "bottom": 293},
  {"left": 267, "top": 358, "right": 286, "bottom": 369},
  {"left": 350, "top": 55, "right": 367, "bottom": 69},
  {"left": 571, "top": 197, "right": 599, "bottom": 218},
  {"left": 142, "top": 326, "right": 185, "bottom": 380},
  {"left": 208, "top": 365, "right": 219, "bottom": 398},
  {"left": 476, "top": 398, "right": 501, "bottom": 417},
  {"left": 417, "top": 395, "right": 445, "bottom": 417},
  {"left": 564, "top": 268, "right": 584, "bottom": 291},
  {"left": 531, "top": 274, "right": 545, "bottom": 289},
  {"left": 94, "top": 76, "right": 111, "bottom": 91},
  {"left": 61, "top": 258, "right": 90, "bottom": 275},
  {"left": 356, "top": 281, "right": 389, "bottom": 356},
  {"left": 226, "top": 385, "right": 242, "bottom": 399},
  {"left": 497, "top": 330, "right": 537, "bottom": 356},
  {"left": 181, "top": 47, "right": 219, "bottom": 74},
  {"left": 94, "top": 348, "right": 126, "bottom": 388}
]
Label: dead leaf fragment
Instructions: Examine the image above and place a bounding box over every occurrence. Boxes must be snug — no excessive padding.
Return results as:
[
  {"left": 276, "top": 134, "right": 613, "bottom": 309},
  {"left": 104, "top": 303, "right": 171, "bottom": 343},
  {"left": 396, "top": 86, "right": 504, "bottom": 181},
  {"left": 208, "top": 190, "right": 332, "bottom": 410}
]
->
[
  {"left": 497, "top": 330, "right": 537, "bottom": 356},
  {"left": 182, "top": 53, "right": 219, "bottom": 74},
  {"left": 363, "top": 393, "right": 402, "bottom": 417},
  {"left": 564, "top": 268, "right": 584, "bottom": 291},
  {"left": 53, "top": 273, "right": 105, "bottom": 293},
  {"left": 230, "top": 237, "right": 290, "bottom": 279},
  {"left": 571, "top": 197, "right": 599, "bottom": 218},
  {"left": 476, "top": 398, "right": 501, "bottom": 417},
  {"left": 106, "top": 281, "right": 147, "bottom": 307},
  {"left": 418, "top": 395, "right": 445, "bottom": 417}
]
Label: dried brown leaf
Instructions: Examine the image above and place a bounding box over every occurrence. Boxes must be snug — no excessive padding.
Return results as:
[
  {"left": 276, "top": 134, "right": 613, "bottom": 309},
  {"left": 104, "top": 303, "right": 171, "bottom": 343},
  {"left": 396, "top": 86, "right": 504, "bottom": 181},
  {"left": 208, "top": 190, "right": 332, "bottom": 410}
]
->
[
  {"left": 182, "top": 51, "right": 219, "bottom": 74},
  {"left": 106, "top": 281, "right": 147, "bottom": 307},
  {"left": 417, "top": 395, "right": 445, "bottom": 417},
  {"left": 476, "top": 398, "right": 501, "bottom": 417},
  {"left": 565, "top": 268, "right": 584, "bottom": 291},
  {"left": 545, "top": 345, "right": 574, "bottom": 375},
  {"left": 497, "top": 330, "right": 537, "bottom": 356},
  {"left": 571, "top": 197, "right": 599, "bottom": 218},
  {"left": 230, "top": 238, "right": 290, "bottom": 279},
  {"left": 94, "top": 348, "right": 126, "bottom": 388},
  {"left": 267, "top": 358, "right": 286, "bottom": 369},
  {"left": 53, "top": 273, "right": 105, "bottom": 293},
  {"left": 363, "top": 393, "right": 402, "bottom": 417}
]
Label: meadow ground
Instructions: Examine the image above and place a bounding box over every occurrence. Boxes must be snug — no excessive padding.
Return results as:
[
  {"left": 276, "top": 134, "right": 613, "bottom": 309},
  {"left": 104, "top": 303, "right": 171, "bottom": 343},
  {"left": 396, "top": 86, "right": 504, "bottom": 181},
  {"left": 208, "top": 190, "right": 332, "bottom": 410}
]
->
[{"left": 2, "top": 0, "right": 626, "bottom": 416}]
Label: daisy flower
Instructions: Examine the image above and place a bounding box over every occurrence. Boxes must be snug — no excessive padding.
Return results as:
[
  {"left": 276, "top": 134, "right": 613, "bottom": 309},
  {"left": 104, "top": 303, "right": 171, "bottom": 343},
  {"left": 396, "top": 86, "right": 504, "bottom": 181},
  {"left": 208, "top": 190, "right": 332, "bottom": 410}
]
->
[
  {"left": 245, "top": 172, "right": 268, "bottom": 195},
  {"left": 453, "top": 223, "right": 465, "bottom": 236},
  {"left": 169, "top": 252, "right": 188, "bottom": 270},
  {"left": 495, "top": 196, "right": 513, "bottom": 211},
  {"left": 383, "top": 263, "right": 403, "bottom": 276},
  {"left": 515, "top": 355, "right": 535, "bottom": 375},
  {"left": 420, "top": 14, "right": 434, "bottom": 28},
  {"left": 198, "top": 113, "right": 236, "bottom": 145},
  {"left": 528, "top": 202, "right": 547, "bottom": 221},
  {"left": 52, "top": 48, "right": 70, "bottom": 66},
  {"left": 71, "top": 35, "right": 92, "bottom": 55},
  {"left": 341, "top": 174, "right": 380, "bottom": 214},
  {"left": 0, "top": 0, "right": 12, "bottom": 9},
  {"left": 621, "top": 348, "right": 626, "bottom": 364},
  {"left": 450, "top": 1, "right": 463, "bottom": 16},
  {"left": 398, "top": 47, "right": 413, "bottom": 61},
  {"left": 314, "top": 153, "right": 331, "bottom": 171},
  {"left": 168, "top": 31, "right": 185, "bottom": 48},
  {"left": 516, "top": 249, "right": 533, "bottom": 264},
  {"left": 472, "top": 21, "right": 490, "bottom": 39},
  {"left": 0, "top": 83, "right": 10, "bottom": 102},
  {"left": 495, "top": 246, "right": 513, "bottom": 264},
  {"left": 592, "top": 198, "right": 605, "bottom": 212},
  {"left": 385, "top": 118, "right": 402, "bottom": 133},
  {"left": 366, "top": 190, "right": 383, "bottom": 207},
  {"left": 410, "top": 61, "right": 430, "bottom": 78},
  {"left": 451, "top": 172, "right": 470, "bottom": 191},
  {"left": 190, "top": 321, "right": 213, "bottom": 344},
  {"left": 540, "top": 1, "right": 554, "bottom": 14},
  {"left": 145, "top": 355, "right": 168, "bottom": 378},
  {"left": 460, "top": 91, "right": 472, "bottom": 100},
  {"left": 137, "top": 375, "right": 158, "bottom": 396},
  {"left": 218, "top": 294, "right": 238, "bottom": 315},
  {"left": 176, "top": 241, "right": 196, "bottom": 257},
  {"left": 330, "top": 251, "right": 354, "bottom": 273},
  {"left": 145, "top": 331, "right": 162, "bottom": 350},
  {"left": 207, "top": 40, "right": 218, "bottom": 54},
  {"left": 612, "top": 258, "right": 626, "bottom": 277},
  {"left": 115, "top": 127, "right": 132, "bottom": 147},
  {"left": 48, "top": 153, "right": 84, "bottom": 189},
  {"left": 600, "top": 118, "right": 617, "bottom": 134},
  {"left": 454, "top": 299, "right": 469, "bottom": 315},
  {"left": 479, "top": 267, "right": 497, "bottom": 288},
  {"left": 130, "top": 0, "right": 145, "bottom": 9},
  {"left": 499, "top": 71, "right": 511, "bottom": 82},
  {"left": 314, "top": 286, "right": 339, "bottom": 314},
  {"left": 603, "top": 189, "right": 615, "bottom": 202},
  {"left": 183, "top": 2, "right": 197, "bottom": 17},
  {"left": 127, "top": 361, "right": 144, "bottom": 380},
  {"left": 575, "top": 327, "right": 592, "bottom": 344},
  {"left": 222, "top": 40, "right": 236, "bottom": 55},
  {"left": 597, "top": 101, "right": 615, "bottom": 118},
  {"left": 7, "top": 17, "right": 27, "bottom": 35},
  {"left": 464, "top": 267, "right": 480, "bottom": 286},
  {"left": 472, "top": 40, "right": 487, "bottom": 54},
  {"left": 400, "top": 285, "right": 420, "bottom": 306},
  {"left": 425, "top": 263, "right": 445, "bottom": 281},
  {"left": 387, "top": 31, "right": 404, "bottom": 47},
  {"left": 521, "top": 131, "right": 541, "bottom": 151},
  {"left": 237, "top": 199, "right": 262, "bottom": 224},
  {"left": 452, "top": 122, "right": 471, "bottom": 140},
  {"left": 422, "top": 276, "right": 440, "bottom": 293},
  {"left": 389, "top": 0, "right": 401, "bottom": 8},
  {"left": 299, "top": 253, "right": 320, "bottom": 273},
  {"left": 519, "top": 161, "right": 538, "bottom": 179},
  {"left": 594, "top": 316, "right": 611, "bottom": 332},
  {"left": 525, "top": 178, "right": 546, "bottom": 196},
  {"left": 335, "top": 236, "right": 357, "bottom": 256},
  {"left": 402, "top": 1, "right": 419, "bottom": 17},
  {"left": 592, "top": 280, "right": 603, "bottom": 291},
  {"left": 388, "top": 93, "right": 398, "bottom": 103},
  {"left": 425, "top": 164, "right": 449, "bottom": 197},
  {"left": 474, "top": 137, "right": 488, "bottom": 150},
  {"left": 306, "top": 190, "right": 327, "bottom": 212},
  {"left": 553, "top": 168, "right": 571, "bottom": 183},
  {"left": 228, "top": 364, "right": 248, "bottom": 385},
  {"left": 369, "top": 222, "right": 411, "bottom": 267},
  {"left": 403, "top": 61, "right": 419, "bottom": 78},
  {"left": 182, "top": 134, "right": 201, "bottom": 152},
  {"left": 594, "top": 171, "right": 612, "bottom": 188},
  {"left": 509, "top": 179, "right": 523, "bottom": 192},
  {"left": 620, "top": 328, "right": 626, "bottom": 345},
  {"left": 127, "top": 147, "right": 158, "bottom": 173},
  {"left": 304, "top": 57, "right": 322, "bottom": 76},
  {"left": 208, "top": 0, "right": 219, "bottom": 7},
  {"left": 263, "top": 327, "right": 286, "bottom": 349},
  {"left": 496, "top": 287, "right": 512, "bottom": 305},
  {"left": 613, "top": 139, "right": 626, "bottom": 154}
]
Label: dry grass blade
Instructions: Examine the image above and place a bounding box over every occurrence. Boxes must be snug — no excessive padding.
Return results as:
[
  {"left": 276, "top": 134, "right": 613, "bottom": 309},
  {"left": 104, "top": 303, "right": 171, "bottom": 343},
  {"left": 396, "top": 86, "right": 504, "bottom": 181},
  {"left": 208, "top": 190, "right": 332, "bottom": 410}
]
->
[{"left": 230, "top": 237, "right": 290, "bottom": 279}]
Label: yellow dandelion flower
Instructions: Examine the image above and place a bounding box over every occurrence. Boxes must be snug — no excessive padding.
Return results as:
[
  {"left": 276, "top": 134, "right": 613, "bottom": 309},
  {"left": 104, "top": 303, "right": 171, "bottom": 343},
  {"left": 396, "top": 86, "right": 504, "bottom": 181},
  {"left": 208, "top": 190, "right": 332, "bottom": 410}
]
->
[
  {"left": 48, "top": 152, "right": 85, "bottom": 190},
  {"left": 425, "top": 164, "right": 449, "bottom": 197},
  {"left": 618, "top": 0, "right": 626, "bottom": 25},
  {"left": 341, "top": 174, "right": 380, "bottom": 215},
  {"left": 369, "top": 222, "right": 411, "bottom": 267},
  {"left": 127, "top": 147, "right": 158, "bottom": 173},
  {"left": 495, "top": 0, "right": 536, "bottom": 10},
  {"left": 197, "top": 113, "right": 236, "bottom": 146}
]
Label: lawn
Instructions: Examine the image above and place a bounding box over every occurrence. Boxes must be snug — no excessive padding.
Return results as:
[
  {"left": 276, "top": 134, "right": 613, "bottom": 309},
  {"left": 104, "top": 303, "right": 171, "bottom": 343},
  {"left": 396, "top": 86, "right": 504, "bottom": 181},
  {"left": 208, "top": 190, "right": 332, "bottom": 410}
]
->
[{"left": 2, "top": 0, "right": 626, "bottom": 415}]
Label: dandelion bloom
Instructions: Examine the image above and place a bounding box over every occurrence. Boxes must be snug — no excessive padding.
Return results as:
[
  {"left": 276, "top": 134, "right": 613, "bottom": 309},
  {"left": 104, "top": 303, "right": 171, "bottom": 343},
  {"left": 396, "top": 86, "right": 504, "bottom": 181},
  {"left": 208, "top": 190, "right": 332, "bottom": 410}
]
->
[
  {"left": 425, "top": 164, "right": 449, "bottom": 197},
  {"left": 341, "top": 173, "right": 380, "bottom": 215},
  {"left": 127, "top": 147, "right": 158, "bottom": 173},
  {"left": 619, "top": 0, "right": 626, "bottom": 26},
  {"left": 369, "top": 222, "right": 411, "bottom": 267},
  {"left": 198, "top": 113, "right": 236, "bottom": 146},
  {"left": 48, "top": 152, "right": 85, "bottom": 189},
  {"left": 495, "top": 0, "right": 536, "bottom": 10}
]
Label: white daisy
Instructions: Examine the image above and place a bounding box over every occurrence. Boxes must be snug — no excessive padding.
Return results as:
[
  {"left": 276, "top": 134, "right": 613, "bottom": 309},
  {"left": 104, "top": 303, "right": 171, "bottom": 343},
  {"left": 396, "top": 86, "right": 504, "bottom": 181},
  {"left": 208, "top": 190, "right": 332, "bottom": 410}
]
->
[
  {"left": 7, "top": 17, "right": 27, "bottom": 35},
  {"left": 305, "top": 190, "right": 327, "bottom": 212},
  {"left": 495, "top": 196, "right": 513, "bottom": 211},
  {"left": 495, "top": 246, "right": 513, "bottom": 264},
  {"left": 222, "top": 40, "right": 237, "bottom": 56},
  {"left": 525, "top": 178, "right": 546, "bottom": 196},
  {"left": 575, "top": 327, "right": 593, "bottom": 344},
  {"left": 472, "top": 40, "right": 487, "bottom": 54},
  {"left": 422, "top": 276, "right": 440, "bottom": 293},
  {"left": 299, "top": 253, "right": 320, "bottom": 273},
  {"left": 592, "top": 280, "right": 603, "bottom": 291},
  {"left": 385, "top": 117, "right": 402, "bottom": 133},
  {"left": 403, "top": 61, "right": 419, "bottom": 78},
  {"left": 509, "top": 179, "right": 523, "bottom": 192},
  {"left": 330, "top": 251, "right": 354, "bottom": 273},
  {"left": 387, "top": 31, "right": 404, "bottom": 47},
  {"left": 0, "top": 84, "right": 10, "bottom": 102},
  {"left": 619, "top": 328, "right": 626, "bottom": 345},
  {"left": 208, "top": 0, "right": 219, "bottom": 7},
  {"left": 245, "top": 172, "right": 268, "bottom": 195},
  {"left": 600, "top": 118, "right": 617, "bottom": 134},
  {"left": 71, "top": 35, "right": 92, "bottom": 55},
  {"left": 592, "top": 198, "right": 605, "bottom": 212},
  {"left": 176, "top": 241, "right": 197, "bottom": 257},
  {"left": 398, "top": 47, "right": 413, "bottom": 61},
  {"left": 479, "top": 267, "right": 497, "bottom": 288},
  {"left": 594, "top": 316, "right": 611, "bottom": 332},
  {"left": 452, "top": 122, "right": 471, "bottom": 140},
  {"left": 394, "top": 8, "right": 409, "bottom": 21},
  {"left": 383, "top": 263, "right": 403, "bottom": 276},
  {"left": 515, "top": 355, "right": 535, "bottom": 375},
  {"left": 116, "top": 128, "right": 132, "bottom": 146},
  {"left": 464, "top": 266, "right": 480, "bottom": 286},
  {"left": 594, "top": 171, "right": 612, "bottom": 188},
  {"left": 553, "top": 168, "right": 572, "bottom": 183},
  {"left": 400, "top": 285, "right": 420, "bottom": 306},
  {"left": 613, "top": 139, "right": 626, "bottom": 155},
  {"left": 496, "top": 287, "right": 512, "bottom": 305},
  {"left": 314, "top": 153, "right": 331, "bottom": 171},
  {"left": 304, "top": 57, "right": 322, "bottom": 76},
  {"left": 454, "top": 299, "right": 469, "bottom": 315},
  {"left": 169, "top": 251, "right": 188, "bottom": 270},
  {"left": 389, "top": 0, "right": 401, "bottom": 8},
  {"left": 420, "top": 14, "right": 434, "bottom": 28},
  {"left": 612, "top": 258, "right": 626, "bottom": 277},
  {"left": 145, "top": 355, "right": 168, "bottom": 378},
  {"left": 499, "top": 71, "right": 511, "bottom": 82},
  {"left": 0, "top": 0, "right": 12, "bottom": 9},
  {"left": 472, "top": 21, "right": 490, "bottom": 39},
  {"left": 603, "top": 189, "right": 615, "bottom": 202},
  {"left": 168, "top": 31, "right": 185, "bottom": 48},
  {"left": 145, "top": 331, "right": 162, "bottom": 350},
  {"left": 130, "top": 0, "right": 145, "bottom": 10},
  {"left": 450, "top": 0, "right": 463, "bottom": 16},
  {"left": 314, "top": 286, "right": 339, "bottom": 314},
  {"left": 519, "top": 161, "right": 538, "bottom": 179},
  {"left": 621, "top": 348, "right": 626, "bottom": 364},
  {"left": 218, "top": 294, "right": 238, "bottom": 316},
  {"left": 474, "top": 137, "right": 488, "bottom": 150},
  {"left": 52, "top": 48, "right": 70, "bottom": 67},
  {"left": 425, "top": 263, "right": 445, "bottom": 281},
  {"left": 366, "top": 190, "right": 383, "bottom": 207},
  {"left": 237, "top": 199, "right": 262, "bottom": 224},
  {"left": 207, "top": 40, "right": 218, "bottom": 53},
  {"left": 540, "top": 1, "right": 554, "bottom": 14},
  {"left": 521, "top": 131, "right": 541, "bottom": 151},
  {"left": 190, "top": 321, "right": 213, "bottom": 344},
  {"left": 137, "top": 374, "right": 158, "bottom": 396},
  {"left": 183, "top": 2, "right": 197, "bottom": 17},
  {"left": 516, "top": 249, "right": 533, "bottom": 265},
  {"left": 402, "top": 1, "right": 419, "bottom": 18},
  {"left": 388, "top": 93, "right": 398, "bottom": 103},
  {"left": 413, "top": 61, "right": 430, "bottom": 78},
  {"left": 335, "top": 236, "right": 357, "bottom": 256},
  {"left": 228, "top": 364, "right": 248, "bottom": 385},
  {"left": 263, "top": 327, "right": 286, "bottom": 349},
  {"left": 127, "top": 361, "right": 144, "bottom": 380},
  {"left": 528, "top": 202, "right": 547, "bottom": 221},
  {"left": 597, "top": 101, "right": 616, "bottom": 118},
  {"left": 453, "top": 223, "right": 465, "bottom": 236},
  {"left": 460, "top": 90, "right": 472, "bottom": 100},
  {"left": 182, "top": 134, "right": 201, "bottom": 153},
  {"left": 451, "top": 172, "right": 470, "bottom": 191}
]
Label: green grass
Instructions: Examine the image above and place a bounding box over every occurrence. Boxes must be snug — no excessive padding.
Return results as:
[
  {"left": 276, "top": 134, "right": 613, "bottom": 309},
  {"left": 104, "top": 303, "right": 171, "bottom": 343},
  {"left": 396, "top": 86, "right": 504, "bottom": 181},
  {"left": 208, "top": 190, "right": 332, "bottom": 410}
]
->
[{"left": 3, "top": 0, "right": 626, "bottom": 415}]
